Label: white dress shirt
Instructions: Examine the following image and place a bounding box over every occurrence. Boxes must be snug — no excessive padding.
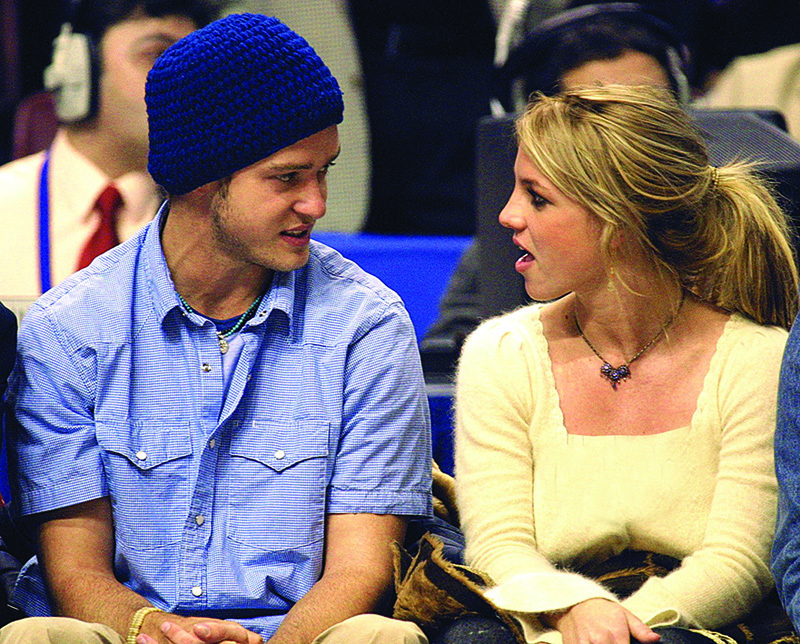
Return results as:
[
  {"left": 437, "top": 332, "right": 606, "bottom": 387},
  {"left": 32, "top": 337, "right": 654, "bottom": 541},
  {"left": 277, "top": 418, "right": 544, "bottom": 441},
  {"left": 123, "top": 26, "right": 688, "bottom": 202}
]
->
[{"left": 0, "top": 129, "right": 160, "bottom": 303}]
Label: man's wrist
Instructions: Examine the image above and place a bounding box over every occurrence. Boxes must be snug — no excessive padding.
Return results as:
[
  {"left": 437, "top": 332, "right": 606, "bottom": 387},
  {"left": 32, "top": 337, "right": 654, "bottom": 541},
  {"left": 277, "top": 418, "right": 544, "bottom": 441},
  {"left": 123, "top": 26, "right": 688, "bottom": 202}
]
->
[{"left": 126, "top": 606, "right": 165, "bottom": 644}]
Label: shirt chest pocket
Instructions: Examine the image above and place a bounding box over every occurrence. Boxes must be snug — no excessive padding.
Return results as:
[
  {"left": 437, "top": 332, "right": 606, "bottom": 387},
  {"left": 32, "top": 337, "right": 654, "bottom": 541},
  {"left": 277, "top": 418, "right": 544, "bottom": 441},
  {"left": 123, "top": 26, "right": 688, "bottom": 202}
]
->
[
  {"left": 227, "top": 419, "right": 330, "bottom": 551},
  {"left": 96, "top": 419, "right": 193, "bottom": 550}
]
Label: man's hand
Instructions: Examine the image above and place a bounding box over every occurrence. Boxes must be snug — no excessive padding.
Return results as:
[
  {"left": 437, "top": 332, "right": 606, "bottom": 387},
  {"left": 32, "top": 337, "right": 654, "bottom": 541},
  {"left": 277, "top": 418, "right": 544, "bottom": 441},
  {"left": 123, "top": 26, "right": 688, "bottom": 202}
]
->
[
  {"left": 136, "top": 614, "right": 262, "bottom": 644},
  {"left": 548, "top": 598, "right": 660, "bottom": 644}
]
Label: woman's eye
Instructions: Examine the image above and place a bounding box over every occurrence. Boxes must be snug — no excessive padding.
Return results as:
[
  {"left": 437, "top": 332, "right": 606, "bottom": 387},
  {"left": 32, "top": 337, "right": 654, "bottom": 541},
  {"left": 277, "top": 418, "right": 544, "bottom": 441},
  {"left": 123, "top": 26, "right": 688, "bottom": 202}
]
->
[{"left": 528, "top": 189, "right": 548, "bottom": 208}]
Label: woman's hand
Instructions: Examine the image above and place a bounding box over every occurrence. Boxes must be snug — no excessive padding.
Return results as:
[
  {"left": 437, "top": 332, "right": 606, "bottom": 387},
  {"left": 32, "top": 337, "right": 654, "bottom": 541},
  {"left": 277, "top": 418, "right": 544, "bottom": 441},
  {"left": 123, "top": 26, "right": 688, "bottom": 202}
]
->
[{"left": 546, "top": 598, "right": 661, "bottom": 644}]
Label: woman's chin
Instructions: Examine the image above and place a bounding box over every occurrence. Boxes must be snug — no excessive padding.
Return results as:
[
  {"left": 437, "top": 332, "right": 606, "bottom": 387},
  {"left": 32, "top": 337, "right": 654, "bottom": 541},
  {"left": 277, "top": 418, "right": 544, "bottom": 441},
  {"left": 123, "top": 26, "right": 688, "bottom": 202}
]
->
[{"left": 524, "top": 283, "right": 570, "bottom": 303}]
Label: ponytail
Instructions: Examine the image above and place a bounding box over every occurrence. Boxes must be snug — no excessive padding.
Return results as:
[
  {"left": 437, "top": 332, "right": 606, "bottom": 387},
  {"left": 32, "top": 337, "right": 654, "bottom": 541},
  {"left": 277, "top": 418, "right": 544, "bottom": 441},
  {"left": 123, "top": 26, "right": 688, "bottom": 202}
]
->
[{"left": 679, "top": 163, "right": 798, "bottom": 329}]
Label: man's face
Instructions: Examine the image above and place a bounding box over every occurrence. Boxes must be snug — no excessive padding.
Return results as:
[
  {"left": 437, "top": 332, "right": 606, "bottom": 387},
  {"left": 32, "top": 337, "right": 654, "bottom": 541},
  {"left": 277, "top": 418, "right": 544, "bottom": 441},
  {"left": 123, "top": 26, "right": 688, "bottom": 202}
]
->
[
  {"left": 560, "top": 50, "right": 672, "bottom": 91},
  {"left": 209, "top": 125, "right": 341, "bottom": 274},
  {"left": 96, "top": 11, "right": 196, "bottom": 162}
]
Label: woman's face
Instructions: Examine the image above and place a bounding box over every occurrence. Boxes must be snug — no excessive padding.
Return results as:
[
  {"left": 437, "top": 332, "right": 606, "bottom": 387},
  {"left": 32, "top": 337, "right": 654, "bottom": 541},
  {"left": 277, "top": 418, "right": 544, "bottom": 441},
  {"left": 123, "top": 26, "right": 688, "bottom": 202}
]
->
[{"left": 498, "top": 148, "right": 607, "bottom": 301}]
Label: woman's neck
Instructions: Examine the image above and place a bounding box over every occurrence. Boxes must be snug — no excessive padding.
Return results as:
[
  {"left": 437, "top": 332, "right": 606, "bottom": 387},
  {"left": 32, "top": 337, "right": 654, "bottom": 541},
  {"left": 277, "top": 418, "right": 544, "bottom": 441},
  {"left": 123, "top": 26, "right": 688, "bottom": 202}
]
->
[{"left": 571, "top": 270, "right": 685, "bottom": 363}]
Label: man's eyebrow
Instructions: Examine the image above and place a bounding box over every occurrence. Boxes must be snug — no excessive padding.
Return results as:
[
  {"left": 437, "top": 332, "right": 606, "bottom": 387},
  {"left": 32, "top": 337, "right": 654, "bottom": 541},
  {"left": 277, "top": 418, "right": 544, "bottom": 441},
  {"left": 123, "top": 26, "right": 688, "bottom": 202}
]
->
[
  {"left": 266, "top": 149, "right": 342, "bottom": 173},
  {"left": 267, "top": 163, "right": 312, "bottom": 172},
  {"left": 135, "top": 33, "right": 183, "bottom": 47}
]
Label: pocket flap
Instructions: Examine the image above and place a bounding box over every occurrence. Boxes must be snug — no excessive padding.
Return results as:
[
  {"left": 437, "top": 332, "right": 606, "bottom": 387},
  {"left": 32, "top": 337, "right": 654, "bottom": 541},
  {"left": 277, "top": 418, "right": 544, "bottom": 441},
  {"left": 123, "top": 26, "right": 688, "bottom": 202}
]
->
[
  {"left": 96, "top": 418, "right": 193, "bottom": 470},
  {"left": 230, "top": 419, "right": 330, "bottom": 472}
]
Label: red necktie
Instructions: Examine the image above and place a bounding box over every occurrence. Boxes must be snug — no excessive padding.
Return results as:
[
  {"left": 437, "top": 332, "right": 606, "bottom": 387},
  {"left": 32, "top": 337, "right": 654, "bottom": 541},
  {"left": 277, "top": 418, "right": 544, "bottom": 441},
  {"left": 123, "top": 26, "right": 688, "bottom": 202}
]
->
[{"left": 76, "top": 184, "right": 123, "bottom": 270}]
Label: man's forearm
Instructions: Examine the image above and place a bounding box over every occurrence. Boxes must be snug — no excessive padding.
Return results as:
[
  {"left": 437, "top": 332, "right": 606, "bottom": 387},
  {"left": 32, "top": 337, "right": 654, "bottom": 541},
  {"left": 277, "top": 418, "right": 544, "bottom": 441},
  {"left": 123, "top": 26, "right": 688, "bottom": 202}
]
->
[
  {"left": 45, "top": 565, "right": 153, "bottom": 638},
  {"left": 38, "top": 498, "right": 156, "bottom": 638},
  {"left": 268, "top": 565, "right": 394, "bottom": 644},
  {"left": 47, "top": 566, "right": 260, "bottom": 644}
]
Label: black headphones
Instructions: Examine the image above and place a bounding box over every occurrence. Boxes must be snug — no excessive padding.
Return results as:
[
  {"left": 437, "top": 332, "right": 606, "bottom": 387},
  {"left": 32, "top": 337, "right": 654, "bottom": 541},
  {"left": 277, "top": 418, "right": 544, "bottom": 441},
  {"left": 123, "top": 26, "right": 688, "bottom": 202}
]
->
[
  {"left": 43, "top": 0, "right": 100, "bottom": 123},
  {"left": 492, "top": 2, "right": 692, "bottom": 114}
]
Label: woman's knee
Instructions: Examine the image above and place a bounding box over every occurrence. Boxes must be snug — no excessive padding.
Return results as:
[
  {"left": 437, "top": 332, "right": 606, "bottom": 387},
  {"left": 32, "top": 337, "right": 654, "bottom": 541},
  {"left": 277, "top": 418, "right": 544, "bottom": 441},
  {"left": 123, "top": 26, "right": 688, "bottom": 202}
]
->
[{"left": 430, "top": 615, "right": 519, "bottom": 644}]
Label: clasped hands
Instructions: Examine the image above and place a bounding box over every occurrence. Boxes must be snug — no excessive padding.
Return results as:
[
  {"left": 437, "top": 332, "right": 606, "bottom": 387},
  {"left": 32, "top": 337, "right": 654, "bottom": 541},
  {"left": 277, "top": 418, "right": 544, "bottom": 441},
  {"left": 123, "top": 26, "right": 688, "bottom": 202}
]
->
[{"left": 136, "top": 614, "right": 262, "bottom": 644}]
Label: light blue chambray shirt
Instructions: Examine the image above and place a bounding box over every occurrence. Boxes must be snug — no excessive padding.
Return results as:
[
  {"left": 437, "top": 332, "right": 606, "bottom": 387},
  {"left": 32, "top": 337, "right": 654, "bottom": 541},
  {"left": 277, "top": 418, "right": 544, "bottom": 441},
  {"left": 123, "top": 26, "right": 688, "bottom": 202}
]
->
[{"left": 6, "top": 205, "right": 432, "bottom": 639}]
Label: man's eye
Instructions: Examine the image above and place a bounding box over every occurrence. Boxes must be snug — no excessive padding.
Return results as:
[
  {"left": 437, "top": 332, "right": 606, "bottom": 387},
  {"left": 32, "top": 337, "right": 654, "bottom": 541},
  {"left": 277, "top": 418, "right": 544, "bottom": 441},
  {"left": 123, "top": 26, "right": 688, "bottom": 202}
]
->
[
  {"left": 276, "top": 173, "right": 297, "bottom": 183},
  {"left": 139, "top": 45, "right": 170, "bottom": 64}
]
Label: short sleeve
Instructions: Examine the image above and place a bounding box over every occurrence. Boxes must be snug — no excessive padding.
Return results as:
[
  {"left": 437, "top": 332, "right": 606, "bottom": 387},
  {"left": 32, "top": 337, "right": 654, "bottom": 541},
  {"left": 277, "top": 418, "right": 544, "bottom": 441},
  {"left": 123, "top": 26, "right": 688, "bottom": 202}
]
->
[{"left": 328, "top": 301, "right": 432, "bottom": 517}]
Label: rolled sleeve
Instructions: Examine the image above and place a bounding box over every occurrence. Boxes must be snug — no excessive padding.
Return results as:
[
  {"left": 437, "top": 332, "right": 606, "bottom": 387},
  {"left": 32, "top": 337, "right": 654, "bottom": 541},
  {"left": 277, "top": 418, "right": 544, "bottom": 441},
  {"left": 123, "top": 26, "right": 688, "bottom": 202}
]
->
[
  {"left": 329, "top": 301, "right": 432, "bottom": 518},
  {"left": 8, "top": 303, "right": 107, "bottom": 516}
]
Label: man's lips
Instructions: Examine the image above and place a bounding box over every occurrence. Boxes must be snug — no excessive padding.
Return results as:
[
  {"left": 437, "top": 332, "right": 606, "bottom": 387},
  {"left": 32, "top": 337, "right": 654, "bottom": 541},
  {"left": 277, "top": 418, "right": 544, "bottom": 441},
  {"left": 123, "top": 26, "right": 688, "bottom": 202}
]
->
[{"left": 280, "top": 225, "right": 312, "bottom": 245}]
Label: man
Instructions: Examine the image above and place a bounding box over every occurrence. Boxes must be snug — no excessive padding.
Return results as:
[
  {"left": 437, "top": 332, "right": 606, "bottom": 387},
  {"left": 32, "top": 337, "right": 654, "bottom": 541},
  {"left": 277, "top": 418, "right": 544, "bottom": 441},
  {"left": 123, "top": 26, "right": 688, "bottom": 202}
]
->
[
  {"left": 0, "top": 13, "right": 431, "bottom": 644},
  {"left": 0, "top": 302, "right": 20, "bottom": 623},
  {"left": 0, "top": 0, "right": 219, "bottom": 300}
]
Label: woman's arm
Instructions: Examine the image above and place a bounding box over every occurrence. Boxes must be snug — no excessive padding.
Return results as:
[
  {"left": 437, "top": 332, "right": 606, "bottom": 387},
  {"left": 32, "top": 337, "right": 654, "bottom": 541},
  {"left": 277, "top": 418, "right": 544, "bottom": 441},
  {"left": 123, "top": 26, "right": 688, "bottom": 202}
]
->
[
  {"left": 455, "top": 315, "right": 627, "bottom": 643},
  {"left": 454, "top": 316, "right": 553, "bottom": 581},
  {"left": 622, "top": 326, "right": 786, "bottom": 628}
]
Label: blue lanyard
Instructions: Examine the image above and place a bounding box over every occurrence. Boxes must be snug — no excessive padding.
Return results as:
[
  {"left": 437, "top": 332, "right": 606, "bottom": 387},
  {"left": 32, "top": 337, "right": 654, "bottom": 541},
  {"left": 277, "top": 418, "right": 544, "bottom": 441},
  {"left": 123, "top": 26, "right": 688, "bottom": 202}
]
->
[{"left": 38, "top": 152, "right": 52, "bottom": 293}]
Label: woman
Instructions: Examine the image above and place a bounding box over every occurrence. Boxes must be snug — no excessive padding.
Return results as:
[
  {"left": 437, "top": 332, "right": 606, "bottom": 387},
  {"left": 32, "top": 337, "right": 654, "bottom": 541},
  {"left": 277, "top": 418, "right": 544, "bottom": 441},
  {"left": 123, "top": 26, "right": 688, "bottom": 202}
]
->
[{"left": 451, "top": 84, "right": 798, "bottom": 644}]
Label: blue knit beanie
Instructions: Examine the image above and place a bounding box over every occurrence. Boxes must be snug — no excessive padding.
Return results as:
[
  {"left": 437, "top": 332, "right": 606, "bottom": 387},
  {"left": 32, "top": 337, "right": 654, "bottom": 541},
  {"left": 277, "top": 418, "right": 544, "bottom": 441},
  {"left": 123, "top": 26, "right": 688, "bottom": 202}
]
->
[{"left": 146, "top": 13, "right": 344, "bottom": 195}]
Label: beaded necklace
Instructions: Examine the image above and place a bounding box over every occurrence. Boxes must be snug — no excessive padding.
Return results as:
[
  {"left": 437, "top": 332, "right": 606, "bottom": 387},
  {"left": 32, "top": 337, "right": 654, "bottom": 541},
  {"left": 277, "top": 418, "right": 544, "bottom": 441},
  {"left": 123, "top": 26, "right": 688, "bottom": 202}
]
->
[{"left": 178, "top": 292, "right": 264, "bottom": 354}]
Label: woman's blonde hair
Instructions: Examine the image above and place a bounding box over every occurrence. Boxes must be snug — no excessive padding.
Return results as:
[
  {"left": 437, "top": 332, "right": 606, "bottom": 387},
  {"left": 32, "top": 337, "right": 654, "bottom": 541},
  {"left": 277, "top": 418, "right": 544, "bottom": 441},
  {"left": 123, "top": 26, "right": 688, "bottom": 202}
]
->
[{"left": 516, "top": 84, "right": 799, "bottom": 329}]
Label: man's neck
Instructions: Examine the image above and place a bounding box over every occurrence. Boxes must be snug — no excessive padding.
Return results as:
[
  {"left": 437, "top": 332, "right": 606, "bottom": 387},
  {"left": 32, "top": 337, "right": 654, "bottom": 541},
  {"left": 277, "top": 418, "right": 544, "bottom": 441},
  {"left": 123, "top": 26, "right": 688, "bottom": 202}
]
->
[
  {"left": 64, "top": 125, "right": 147, "bottom": 179},
  {"left": 161, "top": 198, "right": 273, "bottom": 319}
]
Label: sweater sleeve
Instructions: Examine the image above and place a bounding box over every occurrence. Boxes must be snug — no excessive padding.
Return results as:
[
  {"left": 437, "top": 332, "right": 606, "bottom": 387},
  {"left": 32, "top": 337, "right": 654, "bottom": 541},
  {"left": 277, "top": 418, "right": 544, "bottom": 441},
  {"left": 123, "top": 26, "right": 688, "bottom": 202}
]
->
[
  {"left": 454, "top": 314, "right": 616, "bottom": 640},
  {"left": 621, "top": 325, "right": 786, "bottom": 628}
]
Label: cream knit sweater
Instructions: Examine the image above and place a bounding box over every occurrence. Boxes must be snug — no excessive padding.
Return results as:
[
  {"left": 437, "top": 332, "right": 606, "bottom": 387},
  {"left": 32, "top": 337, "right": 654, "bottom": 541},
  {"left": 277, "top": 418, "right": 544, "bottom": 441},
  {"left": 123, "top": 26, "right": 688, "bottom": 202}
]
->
[{"left": 454, "top": 305, "right": 787, "bottom": 644}]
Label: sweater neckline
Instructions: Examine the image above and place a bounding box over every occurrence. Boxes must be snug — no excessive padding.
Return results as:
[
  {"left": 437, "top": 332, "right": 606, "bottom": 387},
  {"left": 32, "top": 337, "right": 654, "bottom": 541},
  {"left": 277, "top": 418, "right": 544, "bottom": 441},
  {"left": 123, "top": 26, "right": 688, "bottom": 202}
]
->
[{"left": 527, "top": 305, "right": 744, "bottom": 438}]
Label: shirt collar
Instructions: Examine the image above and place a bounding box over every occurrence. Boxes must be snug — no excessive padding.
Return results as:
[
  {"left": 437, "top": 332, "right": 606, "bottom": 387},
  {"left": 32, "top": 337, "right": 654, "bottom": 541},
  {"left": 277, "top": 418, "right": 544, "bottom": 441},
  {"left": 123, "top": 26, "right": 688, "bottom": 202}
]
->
[
  {"left": 144, "top": 202, "right": 298, "bottom": 334},
  {"left": 50, "top": 129, "right": 157, "bottom": 226}
]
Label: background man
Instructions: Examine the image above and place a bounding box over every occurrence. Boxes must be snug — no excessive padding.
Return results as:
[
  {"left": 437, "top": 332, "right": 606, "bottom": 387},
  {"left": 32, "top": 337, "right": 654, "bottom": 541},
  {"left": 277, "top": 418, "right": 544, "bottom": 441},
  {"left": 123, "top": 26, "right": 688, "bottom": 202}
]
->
[
  {"left": 0, "top": 13, "right": 431, "bottom": 644},
  {"left": 0, "top": 0, "right": 220, "bottom": 300}
]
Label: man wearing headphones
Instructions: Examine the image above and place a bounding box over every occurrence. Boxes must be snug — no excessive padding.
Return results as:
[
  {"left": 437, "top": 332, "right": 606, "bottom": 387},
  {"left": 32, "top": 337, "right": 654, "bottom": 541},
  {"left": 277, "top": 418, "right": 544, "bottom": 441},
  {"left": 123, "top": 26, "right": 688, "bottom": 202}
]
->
[
  {"left": 0, "top": 0, "right": 219, "bottom": 301},
  {"left": 1, "top": 12, "right": 431, "bottom": 644}
]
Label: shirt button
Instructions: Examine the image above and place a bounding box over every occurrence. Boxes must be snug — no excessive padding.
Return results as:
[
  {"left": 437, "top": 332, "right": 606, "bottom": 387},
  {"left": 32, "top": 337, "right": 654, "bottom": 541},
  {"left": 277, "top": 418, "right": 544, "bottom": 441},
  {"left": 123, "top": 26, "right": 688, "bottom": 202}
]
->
[
  {"left": 136, "top": 451, "right": 147, "bottom": 461},
  {"left": 195, "top": 514, "right": 205, "bottom": 526},
  {"left": 274, "top": 450, "right": 285, "bottom": 460},
  {"left": 201, "top": 363, "right": 212, "bottom": 372},
  {"left": 191, "top": 586, "right": 203, "bottom": 597},
  {"left": 208, "top": 438, "right": 216, "bottom": 449}
]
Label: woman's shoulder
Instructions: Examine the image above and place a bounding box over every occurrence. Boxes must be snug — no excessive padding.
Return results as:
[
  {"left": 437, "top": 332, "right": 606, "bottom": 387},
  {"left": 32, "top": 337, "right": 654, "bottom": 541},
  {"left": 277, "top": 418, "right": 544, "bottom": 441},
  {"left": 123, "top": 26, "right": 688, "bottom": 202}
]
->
[
  {"left": 459, "top": 303, "right": 548, "bottom": 371},
  {"left": 465, "top": 302, "right": 544, "bottom": 343},
  {"left": 723, "top": 313, "right": 788, "bottom": 352},
  {"left": 710, "top": 313, "right": 788, "bottom": 384}
]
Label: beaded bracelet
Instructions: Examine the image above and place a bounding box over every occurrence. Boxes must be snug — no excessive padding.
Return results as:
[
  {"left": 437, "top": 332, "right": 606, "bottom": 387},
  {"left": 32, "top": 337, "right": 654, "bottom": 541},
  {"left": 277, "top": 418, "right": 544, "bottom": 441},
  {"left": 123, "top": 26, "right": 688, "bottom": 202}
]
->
[{"left": 126, "top": 606, "right": 164, "bottom": 644}]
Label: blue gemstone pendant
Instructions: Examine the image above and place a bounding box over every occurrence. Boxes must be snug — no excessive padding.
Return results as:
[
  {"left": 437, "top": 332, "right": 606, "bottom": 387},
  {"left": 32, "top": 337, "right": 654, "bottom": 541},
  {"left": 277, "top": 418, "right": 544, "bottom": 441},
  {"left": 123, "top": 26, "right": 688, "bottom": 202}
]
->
[{"left": 600, "top": 363, "right": 631, "bottom": 390}]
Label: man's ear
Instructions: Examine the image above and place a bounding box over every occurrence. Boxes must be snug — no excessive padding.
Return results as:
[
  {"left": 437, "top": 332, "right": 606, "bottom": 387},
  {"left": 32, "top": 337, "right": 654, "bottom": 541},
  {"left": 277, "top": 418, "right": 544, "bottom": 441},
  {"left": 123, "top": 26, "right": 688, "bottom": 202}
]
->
[
  {"left": 176, "top": 178, "right": 226, "bottom": 212},
  {"left": 196, "top": 179, "right": 226, "bottom": 198}
]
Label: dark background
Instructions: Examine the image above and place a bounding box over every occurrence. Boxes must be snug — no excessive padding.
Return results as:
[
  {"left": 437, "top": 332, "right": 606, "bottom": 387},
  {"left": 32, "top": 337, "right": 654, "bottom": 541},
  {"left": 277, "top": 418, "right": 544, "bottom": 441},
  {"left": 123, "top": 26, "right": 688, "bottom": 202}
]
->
[{"left": 4, "top": 0, "right": 800, "bottom": 231}]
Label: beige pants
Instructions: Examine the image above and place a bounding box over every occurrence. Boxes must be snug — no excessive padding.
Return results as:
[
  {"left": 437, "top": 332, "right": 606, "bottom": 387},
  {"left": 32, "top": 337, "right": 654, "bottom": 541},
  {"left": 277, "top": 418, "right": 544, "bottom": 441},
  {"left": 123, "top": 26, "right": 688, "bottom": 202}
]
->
[{"left": 0, "top": 614, "right": 428, "bottom": 643}]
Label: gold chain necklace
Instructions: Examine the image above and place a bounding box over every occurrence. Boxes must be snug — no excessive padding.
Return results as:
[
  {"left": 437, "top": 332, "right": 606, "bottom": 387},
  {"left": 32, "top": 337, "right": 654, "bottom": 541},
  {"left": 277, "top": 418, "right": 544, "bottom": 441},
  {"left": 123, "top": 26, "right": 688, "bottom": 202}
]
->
[{"left": 574, "top": 291, "right": 685, "bottom": 390}]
